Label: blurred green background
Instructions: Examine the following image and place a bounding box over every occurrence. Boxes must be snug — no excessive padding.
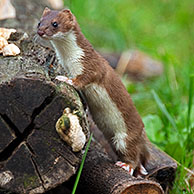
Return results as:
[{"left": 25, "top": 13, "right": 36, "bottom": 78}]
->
[{"left": 64, "top": 0, "right": 194, "bottom": 193}]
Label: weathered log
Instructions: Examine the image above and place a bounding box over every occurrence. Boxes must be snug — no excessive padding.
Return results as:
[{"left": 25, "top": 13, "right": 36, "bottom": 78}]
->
[
  {"left": 78, "top": 142, "right": 164, "bottom": 194},
  {"left": 74, "top": 123, "right": 177, "bottom": 194},
  {"left": 0, "top": 0, "right": 50, "bottom": 32},
  {"left": 101, "top": 51, "right": 163, "bottom": 80}
]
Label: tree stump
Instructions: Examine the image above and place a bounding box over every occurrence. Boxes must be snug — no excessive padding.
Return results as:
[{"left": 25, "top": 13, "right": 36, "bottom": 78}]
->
[{"left": 0, "top": 33, "right": 89, "bottom": 193}]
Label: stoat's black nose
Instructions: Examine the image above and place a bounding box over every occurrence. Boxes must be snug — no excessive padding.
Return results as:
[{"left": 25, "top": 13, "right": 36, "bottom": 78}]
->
[{"left": 37, "top": 30, "right": 45, "bottom": 37}]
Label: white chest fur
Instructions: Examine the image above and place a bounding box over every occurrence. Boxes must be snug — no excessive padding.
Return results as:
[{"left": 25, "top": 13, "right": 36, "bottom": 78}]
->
[
  {"left": 50, "top": 31, "right": 84, "bottom": 78},
  {"left": 83, "top": 84, "right": 128, "bottom": 154}
]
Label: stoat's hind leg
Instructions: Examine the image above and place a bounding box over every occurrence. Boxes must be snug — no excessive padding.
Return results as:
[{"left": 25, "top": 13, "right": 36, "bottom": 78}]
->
[
  {"left": 115, "top": 161, "right": 148, "bottom": 176},
  {"left": 115, "top": 161, "right": 134, "bottom": 175}
]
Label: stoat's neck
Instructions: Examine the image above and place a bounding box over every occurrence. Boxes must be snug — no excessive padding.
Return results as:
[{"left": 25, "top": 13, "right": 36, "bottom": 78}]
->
[{"left": 50, "top": 29, "right": 85, "bottom": 78}]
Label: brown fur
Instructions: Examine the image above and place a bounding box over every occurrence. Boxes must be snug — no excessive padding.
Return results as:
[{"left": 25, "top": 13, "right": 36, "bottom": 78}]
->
[
  {"left": 38, "top": 8, "right": 149, "bottom": 170},
  {"left": 38, "top": 8, "right": 75, "bottom": 37}
]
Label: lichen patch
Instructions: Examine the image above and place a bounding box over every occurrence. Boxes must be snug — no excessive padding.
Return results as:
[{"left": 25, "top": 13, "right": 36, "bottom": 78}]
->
[{"left": 0, "top": 171, "right": 14, "bottom": 186}]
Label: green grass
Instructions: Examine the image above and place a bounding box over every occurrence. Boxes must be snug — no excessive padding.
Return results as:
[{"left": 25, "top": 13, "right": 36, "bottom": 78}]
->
[
  {"left": 72, "top": 133, "right": 93, "bottom": 194},
  {"left": 64, "top": 0, "right": 194, "bottom": 193}
]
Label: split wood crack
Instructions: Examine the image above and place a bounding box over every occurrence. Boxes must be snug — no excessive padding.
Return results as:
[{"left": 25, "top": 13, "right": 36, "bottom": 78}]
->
[{"left": 0, "top": 91, "right": 56, "bottom": 162}]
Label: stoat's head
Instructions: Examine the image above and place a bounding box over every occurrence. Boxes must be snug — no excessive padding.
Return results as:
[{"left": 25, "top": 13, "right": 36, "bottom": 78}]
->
[{"left": 37, "top": 7, "right": 75, "bottom": 39}]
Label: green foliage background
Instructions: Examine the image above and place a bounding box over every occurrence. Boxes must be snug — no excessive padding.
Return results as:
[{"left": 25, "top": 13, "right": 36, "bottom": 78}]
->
[{"left": 64, "top": 0, "right": 194, "bottom": 193}]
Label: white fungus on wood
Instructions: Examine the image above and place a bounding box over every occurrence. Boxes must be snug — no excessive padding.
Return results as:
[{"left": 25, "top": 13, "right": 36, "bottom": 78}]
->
[
  {"left": 56, "top": 107, "right": 86, "bottom": 152},
  {"left": 2, "top": 43, "right": 20, "bottom": 56},
  {"left": 0, "top": 36, "right": 8, "bottom": 53},
  {"left": 0, "top": 28, "right": 16, "bottom": 40},
  {"left": 0, "top": 28, "right": 20, "bottom": 56}
]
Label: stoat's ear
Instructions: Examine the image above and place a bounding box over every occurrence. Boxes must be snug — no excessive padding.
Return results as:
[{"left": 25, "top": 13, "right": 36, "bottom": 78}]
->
[
  {"left": 43, "top": 7, "right": 51, "bottom": 15},
  {"left": 61, "top": 9, "right": 74, "bottom": 22},
  {"left": 62, "top": 9, "right": 72, "bottom": 14}
]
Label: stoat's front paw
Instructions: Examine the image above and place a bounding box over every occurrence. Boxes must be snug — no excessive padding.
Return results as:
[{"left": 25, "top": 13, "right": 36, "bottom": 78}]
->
[
  {"left": 115, "top": 161, "right": 148, "bottom": 176},
  {"left": 55, "top": 75, "right": 73, "bottom": 86}
]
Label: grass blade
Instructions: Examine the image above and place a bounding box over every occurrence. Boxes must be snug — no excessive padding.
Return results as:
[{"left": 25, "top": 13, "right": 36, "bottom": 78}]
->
[
  {"left": 72, "top": 133, "right": 93, "bottom": 194},
  {"left": 186, "top": 75, "right": 194, "bottom": 151},
  {"left": 187, "top": 74, "right": 194, "bottom": 130},
  {"left": 151, "top": 90, "right": 177, "bottom": 131}
]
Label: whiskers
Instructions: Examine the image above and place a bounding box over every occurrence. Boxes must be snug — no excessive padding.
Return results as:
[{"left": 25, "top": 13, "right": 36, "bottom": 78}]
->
[{"left": 32, "top": 34, "right": 53, "bottom": 49}]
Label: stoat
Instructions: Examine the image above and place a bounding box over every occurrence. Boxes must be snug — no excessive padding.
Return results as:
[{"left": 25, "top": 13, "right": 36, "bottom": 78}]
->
[{"left": 37, "top": 8, "right": 149, "bottom": 176}]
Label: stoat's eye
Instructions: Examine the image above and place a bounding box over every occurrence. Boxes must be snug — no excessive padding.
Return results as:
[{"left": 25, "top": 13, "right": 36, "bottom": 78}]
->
[{"left": 52, "top": 21, "right": 58, "bottom": 28}]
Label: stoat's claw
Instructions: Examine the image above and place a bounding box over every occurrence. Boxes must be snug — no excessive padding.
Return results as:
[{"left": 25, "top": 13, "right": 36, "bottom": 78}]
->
[
  {"left": 139, "top": 164, "right": 148, "bottom": 175},
  {"left": 115, "top": 161, "right": 134, "bottom": 175},
  {"left": 55, "top": 76, "right": 73, "bottom": 86}
]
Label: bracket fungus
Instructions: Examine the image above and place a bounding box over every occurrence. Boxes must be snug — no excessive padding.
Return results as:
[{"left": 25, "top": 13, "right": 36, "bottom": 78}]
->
[{"left": 56, "top": 107, "right": 87, "bottom": 152}]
